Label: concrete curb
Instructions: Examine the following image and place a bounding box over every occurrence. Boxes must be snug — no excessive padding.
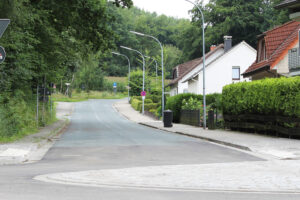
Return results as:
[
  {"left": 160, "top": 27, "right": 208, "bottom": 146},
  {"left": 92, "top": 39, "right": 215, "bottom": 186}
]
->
[
  {"left": 112, "top": 101, "right": 252, "bottom": 153},
  {"left": 139, "top": 122, "right": 251, "bottom": 152}
]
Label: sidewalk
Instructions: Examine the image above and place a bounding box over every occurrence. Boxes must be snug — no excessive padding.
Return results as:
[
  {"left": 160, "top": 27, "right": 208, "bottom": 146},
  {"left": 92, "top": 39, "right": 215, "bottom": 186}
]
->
[
  {"left": 114, "top": 99, "right": 300, "bottom": 160},
  {"left": 0, "top": 102, "right": 74, "bottom": 165}
]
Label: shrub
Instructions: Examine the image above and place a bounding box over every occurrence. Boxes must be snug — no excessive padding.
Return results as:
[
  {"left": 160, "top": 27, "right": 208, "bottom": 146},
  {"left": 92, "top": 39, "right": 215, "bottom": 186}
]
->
[
  {"left": 166, "top": 93, "right": 203, "bottom": 123},
  {"left": 222, "top": 77, "right": 300, "bottom": 117},
  {"left": 148, "top": 95, "right": 161, "bottom": 103},
  {"left": 144, "top": 99, "right": 153, "bottom": 104},
  {"left": 144, "top": 103, "right": 159, "bottom": 111},
  {"left": 131, "top": 99, "right": 141, "bottom": 111},
  {"left": 182, "top": 97, "right": 202, "bottom": 110}
]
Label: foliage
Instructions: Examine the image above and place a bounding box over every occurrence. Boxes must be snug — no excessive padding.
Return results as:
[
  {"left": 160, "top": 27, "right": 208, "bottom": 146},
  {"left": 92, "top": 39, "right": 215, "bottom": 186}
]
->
[
  {"left": 187, "top": 0, "right": 289, "bottom": 57},
  {"left": 52, "top": 91, "right": 126, "bottom": 102},
  {"left": 222, "top": 77, "right": 300, "bottom": 117},
  {"left": 129, "top": 70, "right": 151, "bottom": 96},
  {"left": 182, "top": 97, "right": 202, "bottom": 110},
  {"left": 0, "top": 0, "right": 132, "bottom": 140},
  {"left": 166, "top": 93, "right": 203, "bottom": 123},
  {"left": 131, "top": 98, "right": 141, "bottom": 111}
]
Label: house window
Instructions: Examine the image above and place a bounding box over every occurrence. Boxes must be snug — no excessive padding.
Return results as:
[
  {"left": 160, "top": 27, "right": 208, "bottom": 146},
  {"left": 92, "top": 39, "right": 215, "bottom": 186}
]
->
[{"left": 232, "top": 66, "right": 240, "bottom": 80}]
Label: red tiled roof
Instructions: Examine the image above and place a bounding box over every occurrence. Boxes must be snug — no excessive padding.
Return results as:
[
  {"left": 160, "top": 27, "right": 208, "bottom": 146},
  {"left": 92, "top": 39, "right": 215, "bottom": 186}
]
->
[
  {"left": 169, "top": 44, "right": 224, "bottom": 86},
  {"left": 243, "top": 21, "right": 300, "bottom": 76}
]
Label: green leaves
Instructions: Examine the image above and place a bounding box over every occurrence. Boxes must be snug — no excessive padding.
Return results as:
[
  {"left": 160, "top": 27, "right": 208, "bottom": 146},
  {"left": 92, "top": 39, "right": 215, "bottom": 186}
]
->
[{"left": 222, "top": 77, "right": 300, "bottom": 117}]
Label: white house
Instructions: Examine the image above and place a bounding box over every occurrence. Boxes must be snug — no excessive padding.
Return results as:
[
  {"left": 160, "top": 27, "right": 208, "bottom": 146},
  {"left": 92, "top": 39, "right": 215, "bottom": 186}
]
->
[
  {"left": 182, "top": 37, "right": 257, "bottom": 94},
  {"left": 169, "top": 43, "right": 224, "bottom": 96}
]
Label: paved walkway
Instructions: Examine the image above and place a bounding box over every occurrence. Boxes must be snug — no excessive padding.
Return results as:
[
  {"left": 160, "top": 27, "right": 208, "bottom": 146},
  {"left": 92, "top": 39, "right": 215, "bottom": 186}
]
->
[
  {"left": 114, "top": 99, "right": 300, "bottom": 160},
  {"left": 0, "top": 102, "right": 73, "bottom": 165}
]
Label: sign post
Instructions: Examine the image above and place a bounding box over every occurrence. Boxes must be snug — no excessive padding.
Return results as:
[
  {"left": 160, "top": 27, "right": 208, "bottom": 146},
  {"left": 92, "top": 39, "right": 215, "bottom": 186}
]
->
[
  {"left": 141, "top": 91, "right": 146, "bottom": 114},
  {"left": 113, "top": 82, "right": 117, "bottom": 95}
]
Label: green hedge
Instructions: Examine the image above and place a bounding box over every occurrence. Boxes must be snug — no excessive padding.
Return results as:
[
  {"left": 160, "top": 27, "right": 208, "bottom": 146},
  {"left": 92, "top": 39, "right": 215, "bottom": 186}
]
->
[
  {"left": 131, "top": 99, "right": 141, "bottom": 111},
  {"left": 222, "top": 77, "right": 300, "bottom": 117},
  {"left": 166, "top": 93, "right": 203, "bottom": 123},
  {"left": 144, "top": 103, "right": 159, "bottom": 111}
]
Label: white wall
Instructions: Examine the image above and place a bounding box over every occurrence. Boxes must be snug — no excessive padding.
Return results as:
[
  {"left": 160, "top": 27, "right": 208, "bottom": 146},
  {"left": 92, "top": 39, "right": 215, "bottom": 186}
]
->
[
  {"left": 274, "top": 42, "right": 298, "bottom": 75},
  {"left": 176, "top": 48, "right": 224, "bottom": 94},
  {"left": 196, "top": 42, "right": 256, "bottom": 94},
  {"left": 170, "top": 85, "right": 178, "bottom": 96}
]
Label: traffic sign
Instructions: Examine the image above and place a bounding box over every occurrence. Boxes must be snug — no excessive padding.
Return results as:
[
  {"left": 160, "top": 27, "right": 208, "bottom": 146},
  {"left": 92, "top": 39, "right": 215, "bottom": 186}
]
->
[
  {"left": 141, "top": 91, "right": 146, "bottom": 96},
  {"left": 0, "top": 46, "right": 6, "bottom": 64},
  {"left": 0, "top": 19, "right": 10, "bottom": 38},
  {"left": 113, "top": 82, "right": 117, "bottom": 88}
]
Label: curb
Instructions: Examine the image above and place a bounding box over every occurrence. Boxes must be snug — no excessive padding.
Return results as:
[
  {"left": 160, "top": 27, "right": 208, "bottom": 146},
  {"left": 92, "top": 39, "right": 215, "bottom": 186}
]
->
[
  {"left": 139, "top": 122, "right": 251, "bottom": 152},
  {"left": 0, "top": 119, "right": 70, "bottom": 165},
  {"left": 26, "top": 119, "right": 70, "bottom": 163}
]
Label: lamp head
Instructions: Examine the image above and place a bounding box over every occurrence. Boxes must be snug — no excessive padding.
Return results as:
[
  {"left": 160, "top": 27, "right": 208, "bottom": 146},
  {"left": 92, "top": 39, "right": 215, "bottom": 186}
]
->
[{"left": 130, "top": 31, "right": 145, "bottom": 36}]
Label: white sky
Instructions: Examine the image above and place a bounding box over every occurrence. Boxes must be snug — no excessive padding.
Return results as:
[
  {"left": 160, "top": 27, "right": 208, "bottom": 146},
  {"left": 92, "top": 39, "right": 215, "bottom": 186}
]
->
[{"left": 132, "top": 0, "right": 209, "bottom": 19}]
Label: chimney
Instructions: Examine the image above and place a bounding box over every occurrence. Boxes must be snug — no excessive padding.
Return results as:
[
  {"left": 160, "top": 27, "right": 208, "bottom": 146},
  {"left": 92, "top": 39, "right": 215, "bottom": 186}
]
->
[
  {"left": 224, "top": 36, "right": 232, "bottom": 52},
  {"left": 210, "top": 45, "right": 216, "bottom": 51}
]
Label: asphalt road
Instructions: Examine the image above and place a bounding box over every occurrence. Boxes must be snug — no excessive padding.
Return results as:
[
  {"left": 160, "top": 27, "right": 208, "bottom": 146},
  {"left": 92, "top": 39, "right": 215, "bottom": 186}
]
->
[{"left": 0, "top": 99, "right": 299, "bottom": 200}]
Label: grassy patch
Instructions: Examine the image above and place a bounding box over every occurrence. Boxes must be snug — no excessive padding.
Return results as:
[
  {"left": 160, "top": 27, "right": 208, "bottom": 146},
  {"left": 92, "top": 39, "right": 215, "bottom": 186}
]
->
[
  {"left": 105, "top": 76, "right": 127, "bottom": 83},
  {"left": 52, "top": 91, "right": 127, "bottom": 102}
]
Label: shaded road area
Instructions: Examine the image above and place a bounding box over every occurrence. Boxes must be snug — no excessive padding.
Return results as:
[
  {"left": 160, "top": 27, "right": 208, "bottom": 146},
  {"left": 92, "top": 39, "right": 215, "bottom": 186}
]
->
[{"left": 0, "top": 100, "right": 299, "bottom": 200}]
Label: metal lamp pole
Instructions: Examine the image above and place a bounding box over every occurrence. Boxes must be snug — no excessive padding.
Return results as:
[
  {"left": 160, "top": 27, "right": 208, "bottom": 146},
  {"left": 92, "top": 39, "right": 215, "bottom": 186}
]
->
[
  {"left": 184, "top": 0, "right": 206, "bottom": 129},
  {"left": 112, "top": 52, "right": 131, "bottom": 102},
  {"left": 120, "top": 46, "right": 146, "bottom": 115},
  {"left": 145, "top": 55, "right": 158, "bottom": 89},
  {"left": 129, "top": 31, "right": 165, "bottom": 118}
]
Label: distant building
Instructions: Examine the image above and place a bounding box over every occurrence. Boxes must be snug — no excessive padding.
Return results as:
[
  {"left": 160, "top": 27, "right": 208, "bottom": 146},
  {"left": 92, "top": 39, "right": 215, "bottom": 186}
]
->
[
  {"left": 168, "top": 44, "right": 224, "bottom": 96},
  {"left": 243, "top": 21, "right": 300, "bottom": 80},
  {"left": 169, "top": 36, "right": 256, "bottom": 96}
]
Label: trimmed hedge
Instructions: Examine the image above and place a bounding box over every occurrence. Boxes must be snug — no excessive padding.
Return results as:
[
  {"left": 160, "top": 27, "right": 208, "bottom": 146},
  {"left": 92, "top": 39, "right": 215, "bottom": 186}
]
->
[
  {"left": 222, "top": 77, "right": 300, "bottom": 117},
  {"left": 166, "top": 93, "right": 222, "bottom": 123},
  {"left": 144, "top": 103, "right": 159, "bottom": 111},
  {"left": 166, "top": 93, "right": 203, "bottom": 123},
  {"left": 131, "top": 99, "right": 141, "bottom": 111}
]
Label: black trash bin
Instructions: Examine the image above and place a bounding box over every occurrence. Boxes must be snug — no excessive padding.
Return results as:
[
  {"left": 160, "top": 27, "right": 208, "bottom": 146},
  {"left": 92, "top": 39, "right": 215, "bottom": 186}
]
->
[
  {"left": 163, "top": 110, "right": 173, "bottom": 127},
  {"left": 208, "top": 110, "right": 215, "bottom": 130}
]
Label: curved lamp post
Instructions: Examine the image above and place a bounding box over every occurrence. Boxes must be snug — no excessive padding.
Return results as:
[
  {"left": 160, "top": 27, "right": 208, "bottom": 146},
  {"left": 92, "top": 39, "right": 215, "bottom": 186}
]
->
[
  {"left": 184, "top": 0, "right": 206, "bottom": 129},
  {"left": 112, "top": 52, "right": 131, "bottom": 102},
  {"left": 145, "top": 55, "right": 158, "bottom": 89},
  {"left": 129, "top": 31, "right": 165, "bottom": 118},
  {"left": 120, "top": 45, "right": 146, "bottom": 115}
]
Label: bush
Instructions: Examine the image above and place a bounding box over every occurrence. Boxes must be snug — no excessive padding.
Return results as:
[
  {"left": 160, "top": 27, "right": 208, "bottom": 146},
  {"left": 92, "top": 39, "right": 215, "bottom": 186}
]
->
[
  {"left": 182, "top": 97, "right": 202, "bottom": 110},
  {"left": 131, "top": 99, "right": 141, "bottom": 111},
  {"left": 166, "top": 93, "right": 203, "bottom": 123},
  {"left": 148, "top": 95, "right": 161, "bottom": 103},
  {"left": 129, "top": 70, "right": 151, "bottom": 96},
  {"left": 144, "top": 99, "right": 153, "bottom": 104},
  {"left": 144, "top": 103, "right": 159, "bottom": 111},
  {"left": 222, "top": 77, "right": 300, "bottom": 117}
]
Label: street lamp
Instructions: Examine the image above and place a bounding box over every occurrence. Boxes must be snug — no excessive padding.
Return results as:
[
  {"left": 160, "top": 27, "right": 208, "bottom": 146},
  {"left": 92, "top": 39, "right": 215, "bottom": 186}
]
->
[
  {"left": 130, "top": 31, "right": 165, "bottom": 118},
  {"left": 184, "top": 0, "right": 207, "bottom": 129},
  {"left": 120, "top": 45, "right": 146, "bottom": 115},
  {"left": 112, "top": 52, "right": 131, "bottom": 102},
  {"left": 144, "top": 55, "right": 158, "bottom": 89}
]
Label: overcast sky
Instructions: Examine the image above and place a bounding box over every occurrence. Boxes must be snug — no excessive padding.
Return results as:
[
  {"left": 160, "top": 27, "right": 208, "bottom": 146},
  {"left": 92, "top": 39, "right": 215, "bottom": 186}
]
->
[{"left": 132, "top": 0, "right": 209, "bottom": 19}]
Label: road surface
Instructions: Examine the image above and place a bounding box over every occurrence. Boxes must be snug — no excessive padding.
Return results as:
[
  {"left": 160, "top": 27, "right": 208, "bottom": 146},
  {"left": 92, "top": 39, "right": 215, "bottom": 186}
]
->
[{"left": 0, "top": 99, "right": 299, "bottom": 199}]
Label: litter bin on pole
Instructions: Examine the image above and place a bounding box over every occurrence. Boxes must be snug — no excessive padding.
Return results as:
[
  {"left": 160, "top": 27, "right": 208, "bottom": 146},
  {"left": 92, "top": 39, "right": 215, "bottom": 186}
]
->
[
  {"left": 163, "top": 110, "right": 173, "bottom": 127},
  {"left": 208, "top": 110, "right": 215, "bottom": 130}
]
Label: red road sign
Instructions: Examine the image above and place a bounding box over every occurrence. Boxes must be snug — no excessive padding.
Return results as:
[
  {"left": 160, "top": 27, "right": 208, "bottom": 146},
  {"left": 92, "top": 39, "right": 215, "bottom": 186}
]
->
[{"left": 141, "top": 91, "right": 146, "bottom": 96}]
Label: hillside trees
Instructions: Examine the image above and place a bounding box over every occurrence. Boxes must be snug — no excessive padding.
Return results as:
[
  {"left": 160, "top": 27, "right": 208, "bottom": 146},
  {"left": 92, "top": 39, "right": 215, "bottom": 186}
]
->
[
  {"left": 187, "top": 0, "right": 289, "bottom": 56},
  {"left": 0, "top": 0, "right": 133, "bottom": 139}
]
